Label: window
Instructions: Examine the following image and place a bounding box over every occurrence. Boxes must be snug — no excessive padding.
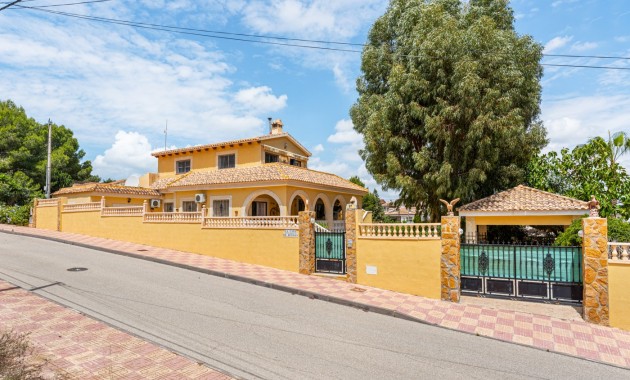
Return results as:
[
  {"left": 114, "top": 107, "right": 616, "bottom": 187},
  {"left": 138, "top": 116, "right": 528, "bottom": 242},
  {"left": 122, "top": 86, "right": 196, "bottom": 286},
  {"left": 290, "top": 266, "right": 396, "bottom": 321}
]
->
[
  {"left": 251, "top": 201, "right": 267, "bottom": 216},
  {"left": 265, "top": 152, "right": 279, "bottom": 163},
  {"left": 289, "top": 158, "right": 301, "bottom": 167},
  {"left": 218, "top": 154, "right": 235, "bottom": 169},
  {"left": 164, "top": 202, "right": 174, "bottom": 212},
  {"left": 182, "top": 201, "right": 196, "bottom": 212},
  {"left": 176, "top": 159, "right": 191, "bottom": 174},
  {"left": 212, "top": 199, "right": 230, "bottom": 217}
]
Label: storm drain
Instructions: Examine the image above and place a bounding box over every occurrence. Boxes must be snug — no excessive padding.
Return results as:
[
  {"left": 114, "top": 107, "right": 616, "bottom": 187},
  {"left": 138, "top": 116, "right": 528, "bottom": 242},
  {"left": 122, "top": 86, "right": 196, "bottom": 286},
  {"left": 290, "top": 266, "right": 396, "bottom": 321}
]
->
[{"left": 66, "top": 267, "right": 88, "bottom": 272}]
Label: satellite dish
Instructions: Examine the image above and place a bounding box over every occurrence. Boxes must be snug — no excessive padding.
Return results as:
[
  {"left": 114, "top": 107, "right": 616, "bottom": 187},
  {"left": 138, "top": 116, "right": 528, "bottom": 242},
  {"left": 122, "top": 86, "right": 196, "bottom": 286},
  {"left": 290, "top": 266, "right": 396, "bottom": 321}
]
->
[{"left": 124, "top": 174, "right": 140, "bottom": 187}]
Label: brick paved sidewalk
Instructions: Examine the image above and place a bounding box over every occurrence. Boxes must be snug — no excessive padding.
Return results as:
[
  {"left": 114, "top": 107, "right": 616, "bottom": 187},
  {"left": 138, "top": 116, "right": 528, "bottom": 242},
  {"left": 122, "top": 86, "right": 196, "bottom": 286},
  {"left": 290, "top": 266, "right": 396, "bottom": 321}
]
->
[
  {"left": 0, "top": 280, "right": 231, "bottom": 379},
  {"left": 2, "top": 224, "right": 630, "bottom": 370}
]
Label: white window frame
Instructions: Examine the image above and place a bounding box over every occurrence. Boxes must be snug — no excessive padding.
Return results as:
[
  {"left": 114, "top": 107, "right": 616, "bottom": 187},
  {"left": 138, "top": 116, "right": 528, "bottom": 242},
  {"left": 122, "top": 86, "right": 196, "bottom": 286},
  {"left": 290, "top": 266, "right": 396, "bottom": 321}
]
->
[
  {"left": 251, "top": 201, "right": 268, "bottom": 216},
  {"left": 210, "top": 196, "right": 232, "bottom": 217},
  {"left": 164, "top": 202, "right": 174, "bottom": 212},
  {"left": 217, "top": 150, "right": 237, "bottom": 169},
  {"left": 180, "top": 198, "right": 197, "bottom": 212},
  {"left": 174, "top": 156, "right": 193, "bottom": 174}
]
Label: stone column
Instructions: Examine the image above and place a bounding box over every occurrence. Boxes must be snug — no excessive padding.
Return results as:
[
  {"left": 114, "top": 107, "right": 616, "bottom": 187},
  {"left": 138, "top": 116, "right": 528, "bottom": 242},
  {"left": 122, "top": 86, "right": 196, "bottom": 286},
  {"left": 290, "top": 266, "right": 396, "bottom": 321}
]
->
[
  {"left": 345, "top": 204, "right": 358, "bottom": 283},
  {"left": 582, "top": 217, "right": 609, "bottom": 325},
  {"left": 441, "top": 215, "right": 461, "bottom": 302},
  {"left": 57, "top": 197, "right": 66, "bottom": 232},
  {"left": 298, "top": 211, "right": 315, "bottom": 275}
]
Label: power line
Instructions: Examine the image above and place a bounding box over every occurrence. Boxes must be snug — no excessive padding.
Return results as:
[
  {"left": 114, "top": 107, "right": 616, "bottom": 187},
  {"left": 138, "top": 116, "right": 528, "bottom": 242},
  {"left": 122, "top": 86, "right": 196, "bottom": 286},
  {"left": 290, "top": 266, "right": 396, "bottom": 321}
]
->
[
  {"left": 11, "top": 5, "right": 630, "bottom": 71},
  {"left": 22, "top": 0, "right": 114, "bottom": 8},
  {"left": 0, "top": 0, "right": 23, "bottom": 12}
]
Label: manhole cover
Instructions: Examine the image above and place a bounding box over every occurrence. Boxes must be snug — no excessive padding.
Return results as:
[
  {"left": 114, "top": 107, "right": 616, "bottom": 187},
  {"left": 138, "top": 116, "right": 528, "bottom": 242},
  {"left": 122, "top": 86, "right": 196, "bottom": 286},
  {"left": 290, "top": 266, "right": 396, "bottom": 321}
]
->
[
  {"left": 67, "top": 267, "right": 88, "bottom": 272},
  {"left": 350, "top": 287, "right": 366, "bottom": 293}
]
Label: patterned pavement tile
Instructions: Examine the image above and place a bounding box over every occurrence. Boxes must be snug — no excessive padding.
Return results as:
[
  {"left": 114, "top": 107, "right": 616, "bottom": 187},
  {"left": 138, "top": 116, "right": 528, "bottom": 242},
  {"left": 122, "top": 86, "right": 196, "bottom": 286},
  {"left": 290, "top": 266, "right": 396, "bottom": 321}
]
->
[
  {"left": 0, "top": 279, "right": 231, "bottom": 378},
  {"left": 3, "top": 224, "right": 630, "bottom": 370}
]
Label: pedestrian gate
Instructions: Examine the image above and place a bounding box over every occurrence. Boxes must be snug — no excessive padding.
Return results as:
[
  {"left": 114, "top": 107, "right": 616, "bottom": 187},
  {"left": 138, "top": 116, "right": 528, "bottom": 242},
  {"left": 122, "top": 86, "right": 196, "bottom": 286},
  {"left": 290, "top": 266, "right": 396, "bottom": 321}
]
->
[
  {"left": 460, "top": 242, "right": 583, "bottom": 303},
  {"left": 314, "top": 231, "right": 346, "bottom": 274}
]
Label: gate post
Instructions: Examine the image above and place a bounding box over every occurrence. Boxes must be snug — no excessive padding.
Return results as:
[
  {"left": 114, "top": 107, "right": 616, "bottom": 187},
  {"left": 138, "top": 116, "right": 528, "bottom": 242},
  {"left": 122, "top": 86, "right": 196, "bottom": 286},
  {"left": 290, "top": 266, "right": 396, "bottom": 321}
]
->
[
  {"left": 345, "top": 203, "right": 358, "bottom": 283},
  {"left": 582, "top": 206, "right": 609, "bottom": 325},
  {"left": 298, "top": 210, "right": 316, "bottom": 275},
  {"left": 441, "top": 215, "right": 461, "bottom": 302}
]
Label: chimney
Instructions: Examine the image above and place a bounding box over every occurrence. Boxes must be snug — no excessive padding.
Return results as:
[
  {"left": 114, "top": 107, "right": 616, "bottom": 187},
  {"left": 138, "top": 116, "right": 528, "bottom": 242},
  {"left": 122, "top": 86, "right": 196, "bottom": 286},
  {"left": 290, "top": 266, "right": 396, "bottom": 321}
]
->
[{"left": 270, "top": 119, "right": 284, "bottom": 135}]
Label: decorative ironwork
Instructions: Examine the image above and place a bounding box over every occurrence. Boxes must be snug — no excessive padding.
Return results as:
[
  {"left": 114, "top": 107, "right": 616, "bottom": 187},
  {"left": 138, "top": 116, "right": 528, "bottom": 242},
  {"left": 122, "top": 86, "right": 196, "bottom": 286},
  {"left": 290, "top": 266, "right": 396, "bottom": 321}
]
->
[
  {"left": 315, "top": 231, "right": 346, "bottom": 274},
  {"left": 325, "top": 238, "right": 333, "bottom": 256},
  {"left": 543, "top": 252, "right": 555, "bottom": 278},
  {"left": 478, "top": 251, "right": 489, "bottom": 275},
  {"left": 460, "top": 242, "right": 582, "bottom": 303}
]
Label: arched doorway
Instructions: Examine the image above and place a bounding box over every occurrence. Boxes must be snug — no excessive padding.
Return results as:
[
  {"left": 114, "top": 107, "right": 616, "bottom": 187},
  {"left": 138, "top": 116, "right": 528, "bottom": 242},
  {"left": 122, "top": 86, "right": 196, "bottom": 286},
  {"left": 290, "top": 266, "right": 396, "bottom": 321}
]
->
[
  {"left": 333, "top": 199, "right": 343, "bottom": 220},
  {"left": 288, "top": 191, "right": 308, "bottom": 215},
  {"left": 314, "top": 198, "right": 326, "bottom": 221},
  {"left": 242, "top": 190, "right": 284, "bottom": 216}
]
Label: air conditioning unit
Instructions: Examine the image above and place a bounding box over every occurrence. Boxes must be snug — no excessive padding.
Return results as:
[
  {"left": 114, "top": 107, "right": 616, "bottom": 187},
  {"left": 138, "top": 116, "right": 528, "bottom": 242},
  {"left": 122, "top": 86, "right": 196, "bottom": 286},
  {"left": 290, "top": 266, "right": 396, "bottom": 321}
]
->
[
  {"left": 150, "top": 199, "right": 161, "bottom": 208},
  {"left": 195, "top": 193, "right": 206, "bottom": 203}
]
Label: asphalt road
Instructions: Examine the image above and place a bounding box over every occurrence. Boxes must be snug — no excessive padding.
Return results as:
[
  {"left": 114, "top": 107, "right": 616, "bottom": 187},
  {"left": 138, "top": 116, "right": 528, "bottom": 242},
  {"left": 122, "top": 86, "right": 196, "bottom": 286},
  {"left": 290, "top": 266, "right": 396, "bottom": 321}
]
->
[{"left": 0, "top": 232, "right": 628, "bottom": 380}]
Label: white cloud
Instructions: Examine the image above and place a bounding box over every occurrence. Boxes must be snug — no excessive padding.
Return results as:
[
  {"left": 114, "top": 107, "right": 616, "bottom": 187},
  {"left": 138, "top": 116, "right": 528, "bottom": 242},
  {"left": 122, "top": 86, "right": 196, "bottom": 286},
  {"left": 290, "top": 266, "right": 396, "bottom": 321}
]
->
[
  {"left": 233, "top": 86, "right": 288, "bottom": 115},
  {"left": 0, "top": 7, "right": 284, "bottom": 161},
  {"left": 551, "top": 0, "right": 578, "bottom": 7},
  {"left": 571, "top": 41, "right": 598, "bottom": 51},
  {"left": 93, "top": 131, "right": 156, "bottom": 179},
  {"left": 312, "top": 144, "right": 324, "bottom": 153},
  {"left": 542, "top": 95, "right": 630, "bottom": 168},
  {"left": 327, "top": 119, "right": 362, "bottom": 144},
  {"left": 240, "top": 0, "right": 386, "bottom": 92},
  {"left": 543, "top": 36, "right": 573, "bottom": 53}
]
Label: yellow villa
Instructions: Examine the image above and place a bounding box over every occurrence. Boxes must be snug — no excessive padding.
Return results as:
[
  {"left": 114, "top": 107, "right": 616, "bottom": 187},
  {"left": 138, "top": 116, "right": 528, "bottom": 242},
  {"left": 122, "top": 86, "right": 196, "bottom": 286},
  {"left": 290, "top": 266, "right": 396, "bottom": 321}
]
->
[{"left": 52, "top": 120, "right": 367, "bottom": 227}]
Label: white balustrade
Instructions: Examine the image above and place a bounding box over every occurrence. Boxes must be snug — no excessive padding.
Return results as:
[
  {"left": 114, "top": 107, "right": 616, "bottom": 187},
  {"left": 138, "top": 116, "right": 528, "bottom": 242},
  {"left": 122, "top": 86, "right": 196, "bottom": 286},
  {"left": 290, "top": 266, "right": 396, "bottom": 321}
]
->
[
  {"left": 62, "top": 202, "right": 101, "bottom": 212},
  {"left": 608, "top": 242, "right": 630, "bottom": 261},
  {"left": 331, "top": 220, "right": 346, "bottom": 232},
  {"left": 358, "top": 223, "right": 441, "bottom": 239},
  {"left": 101, "top": 206, "right": 143, "bottom": 217},
  {"left": 314, "top": 223, "right": 329, "bottom": 232},
  {"left": 203, "top": 216, "right": 299, "bottom": 229},
  {"left": 144, "top": 212, "right": 202, "bottom": 223},
  {"left": 37, "top": 198, "right": 59, "bottom": 207}
]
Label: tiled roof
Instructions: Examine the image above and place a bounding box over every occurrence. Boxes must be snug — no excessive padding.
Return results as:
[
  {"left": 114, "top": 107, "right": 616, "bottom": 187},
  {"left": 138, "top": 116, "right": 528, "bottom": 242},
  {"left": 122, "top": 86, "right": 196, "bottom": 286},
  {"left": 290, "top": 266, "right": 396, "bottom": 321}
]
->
[
  {"left": 385, "top": 206, "right": 417, "bottom": 216},
  {"left": 151, "top": 132, "right": 312, "bottom": 157},
  {"left": 53, "top": 183, "right": 160, "bottom": 197},
  {"left": 459, "top": 185, "right": 589, "bottom": 212},
  {"left": 155, "top": 163, "right": 367, "bottom": 193}
]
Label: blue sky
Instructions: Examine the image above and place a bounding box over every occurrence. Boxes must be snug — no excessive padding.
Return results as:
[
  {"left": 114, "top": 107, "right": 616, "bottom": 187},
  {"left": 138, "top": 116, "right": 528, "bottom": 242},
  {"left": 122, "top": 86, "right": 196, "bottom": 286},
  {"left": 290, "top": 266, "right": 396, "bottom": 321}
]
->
[{"left": 1, "top": 0, "right": 629, "bottom": 199}]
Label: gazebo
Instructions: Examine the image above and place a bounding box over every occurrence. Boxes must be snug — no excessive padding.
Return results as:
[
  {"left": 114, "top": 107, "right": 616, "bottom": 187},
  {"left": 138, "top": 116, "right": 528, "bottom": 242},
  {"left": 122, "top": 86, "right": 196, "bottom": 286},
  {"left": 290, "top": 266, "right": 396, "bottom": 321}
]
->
[{"left": 459, "top": 185, "right": 589, "bottom": 236}]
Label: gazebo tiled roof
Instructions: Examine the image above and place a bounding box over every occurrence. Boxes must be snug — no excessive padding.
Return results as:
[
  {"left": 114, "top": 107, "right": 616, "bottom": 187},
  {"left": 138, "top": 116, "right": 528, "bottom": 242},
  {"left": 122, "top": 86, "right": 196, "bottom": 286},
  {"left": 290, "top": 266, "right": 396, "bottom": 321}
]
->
[
  {"left": 152, "top": 163, "right": 367, "bottom": 193},
  {"left": 459, "top": 185, "right": 588, "bottom": 213},
  {"left": 53, "top": 183, "right": 160, "bottom": 197}
]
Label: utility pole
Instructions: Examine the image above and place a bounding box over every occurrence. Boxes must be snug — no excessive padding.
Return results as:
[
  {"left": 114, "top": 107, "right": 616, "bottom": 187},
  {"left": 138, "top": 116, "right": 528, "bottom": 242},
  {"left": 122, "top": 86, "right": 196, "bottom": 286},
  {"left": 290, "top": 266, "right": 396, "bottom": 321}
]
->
[
  {"left": 164, "top": 120, "right": 168, "bottom": 151},
  {"left": 45, "top": 119, "right": 52, "bottom": 199}
]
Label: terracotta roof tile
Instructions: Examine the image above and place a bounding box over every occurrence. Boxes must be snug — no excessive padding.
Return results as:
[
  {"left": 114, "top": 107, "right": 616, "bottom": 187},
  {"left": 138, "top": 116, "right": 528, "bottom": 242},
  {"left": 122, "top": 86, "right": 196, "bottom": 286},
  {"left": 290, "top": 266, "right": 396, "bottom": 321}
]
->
[
  {"left": 53, "top": 183, "right": 160, "bottom": 197},
  {"left": 459, "top": 185, "right": 588, "bottom": 212},
  {"left": 158, "top": 163, "right": 367, "bottom": 193},
  {"left": 151, "top": 132, "right": 312, "bottom": 157}
]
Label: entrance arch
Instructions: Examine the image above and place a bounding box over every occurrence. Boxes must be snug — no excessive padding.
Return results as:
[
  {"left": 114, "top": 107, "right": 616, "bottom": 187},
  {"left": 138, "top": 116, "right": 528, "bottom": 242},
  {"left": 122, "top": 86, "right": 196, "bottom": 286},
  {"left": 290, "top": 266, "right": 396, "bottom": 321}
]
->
[
  {"left": 288, "top": 190, "right": 309, "bottom": 215},
  {"left": 241, "top": 189, "right": 285, "bottom": 216}
]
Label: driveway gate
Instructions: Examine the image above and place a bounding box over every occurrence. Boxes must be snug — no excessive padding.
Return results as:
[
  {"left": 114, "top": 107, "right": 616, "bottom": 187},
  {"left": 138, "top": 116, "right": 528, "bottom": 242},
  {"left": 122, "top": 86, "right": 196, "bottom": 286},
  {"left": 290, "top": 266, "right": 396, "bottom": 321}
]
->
[
  {"left": 460, "top": 242, "right": 583, "bottom": 303},
  {"left": 314, "top": 231, "right": 346, "bottom": 274}
]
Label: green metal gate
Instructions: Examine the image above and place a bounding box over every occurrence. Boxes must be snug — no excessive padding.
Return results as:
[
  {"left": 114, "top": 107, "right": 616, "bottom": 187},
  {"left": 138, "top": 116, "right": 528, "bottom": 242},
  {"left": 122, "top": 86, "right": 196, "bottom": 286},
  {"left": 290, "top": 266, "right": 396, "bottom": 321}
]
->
[
  {"left": 461, "top": 243, "right": 583, "bottom": 303},
  {"left": 314, "top": 231, "right": 346, "bottom": 274}
]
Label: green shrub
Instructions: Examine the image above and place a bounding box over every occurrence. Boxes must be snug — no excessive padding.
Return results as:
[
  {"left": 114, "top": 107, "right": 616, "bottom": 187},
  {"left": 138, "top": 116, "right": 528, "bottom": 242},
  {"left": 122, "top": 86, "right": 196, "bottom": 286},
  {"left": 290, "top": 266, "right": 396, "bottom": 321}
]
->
[
  {"left": 554, "top": 217, "right": 630, "bottom": 246},
  {"left": 0, "top": 205, "right": 31, "bottom": 226}
]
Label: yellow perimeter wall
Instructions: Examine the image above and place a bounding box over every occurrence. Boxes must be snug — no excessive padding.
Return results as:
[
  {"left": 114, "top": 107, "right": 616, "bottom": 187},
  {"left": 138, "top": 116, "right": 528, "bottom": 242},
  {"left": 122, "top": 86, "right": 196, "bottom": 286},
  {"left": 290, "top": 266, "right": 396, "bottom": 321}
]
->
[
  {"left": 356, "top": 238, "right": 442, "bottom": 299},
  {"left": 34, "top": 205, "right": 59, "bottom": 231},
  {"left": 59, "top": 210, "right": 299, "bottom": 272},
  {"left": 609, "top": 262, "right": 630, "bottom": 330}
]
